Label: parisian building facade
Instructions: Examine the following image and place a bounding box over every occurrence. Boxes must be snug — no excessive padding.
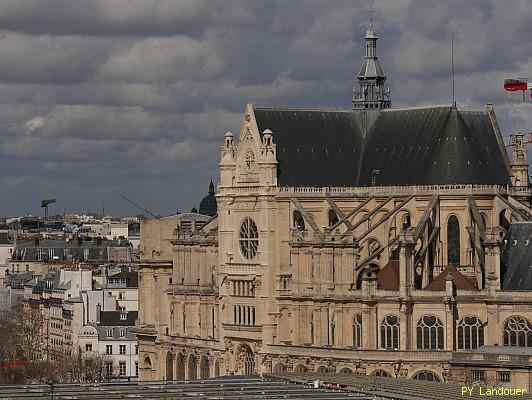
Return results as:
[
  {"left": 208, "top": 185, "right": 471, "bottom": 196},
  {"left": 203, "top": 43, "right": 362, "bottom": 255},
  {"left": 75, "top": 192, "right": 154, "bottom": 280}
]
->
[{"left": 136, "top": 22, "right": 532, "bottom": 388}]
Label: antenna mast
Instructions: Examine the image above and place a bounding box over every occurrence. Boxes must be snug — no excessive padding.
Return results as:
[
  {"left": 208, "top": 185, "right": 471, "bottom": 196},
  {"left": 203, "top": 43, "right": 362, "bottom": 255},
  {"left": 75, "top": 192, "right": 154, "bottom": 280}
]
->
[{"left": 451, "top": 31, "right": 456, "bottom": 107}]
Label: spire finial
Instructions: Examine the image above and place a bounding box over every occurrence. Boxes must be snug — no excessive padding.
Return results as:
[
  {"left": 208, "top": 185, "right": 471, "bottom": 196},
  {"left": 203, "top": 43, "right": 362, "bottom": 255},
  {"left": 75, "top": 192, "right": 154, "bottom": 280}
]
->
[{"left": 209, "top": 178, "right": 214, "bottom": 194}]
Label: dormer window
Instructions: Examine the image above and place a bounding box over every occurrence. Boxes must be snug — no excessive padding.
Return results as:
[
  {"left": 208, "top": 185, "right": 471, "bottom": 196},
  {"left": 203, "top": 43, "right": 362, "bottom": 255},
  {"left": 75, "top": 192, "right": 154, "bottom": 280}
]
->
[
  {"left": 106, "top": 328, "right": 113, "bottom": 338},
  {"left": 120, "top": 312, "right": 127, "bottom": 320}
]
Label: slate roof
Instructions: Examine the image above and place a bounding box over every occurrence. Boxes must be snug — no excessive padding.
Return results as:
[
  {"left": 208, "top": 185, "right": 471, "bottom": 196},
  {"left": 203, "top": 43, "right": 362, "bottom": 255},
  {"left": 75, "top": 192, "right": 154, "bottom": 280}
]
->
[
  {"left": 501, "top": 222, "right": 532, "bottom": 290},
  {"left": 376, "top": 260, "right": 399, "bottom": 290},
  {"left": 99, "top": 310, "right": 138, "bottom": 326},
  {"left": 424, "top": 265, "right": 478, "bottom": 291},
  {"left": 254, "top": 106, "right": 510, "bottom": 187}
]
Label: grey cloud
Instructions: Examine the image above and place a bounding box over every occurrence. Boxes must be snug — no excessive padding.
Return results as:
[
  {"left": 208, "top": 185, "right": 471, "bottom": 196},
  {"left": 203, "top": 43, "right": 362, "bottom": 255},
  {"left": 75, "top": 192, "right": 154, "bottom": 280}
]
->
[{"left": 0, "top": 0, "right": 530, "bottom": 217}]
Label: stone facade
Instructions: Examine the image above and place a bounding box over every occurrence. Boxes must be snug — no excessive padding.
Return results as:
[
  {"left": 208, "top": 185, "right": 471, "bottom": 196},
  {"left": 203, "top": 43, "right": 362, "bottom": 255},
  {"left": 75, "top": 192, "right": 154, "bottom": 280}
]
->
[{"left": 136, "top": 103, "right": 532, "bottom": 389}]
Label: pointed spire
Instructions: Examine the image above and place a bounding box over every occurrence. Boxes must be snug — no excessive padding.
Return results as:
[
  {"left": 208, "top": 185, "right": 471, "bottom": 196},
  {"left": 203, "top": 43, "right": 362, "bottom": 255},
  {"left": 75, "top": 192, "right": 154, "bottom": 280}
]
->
[
  {"left": 352, "top": 19, "right": 391, "bottom": 110},
  {"left": 208, "top": 178, "right": 215, "bottom": 194}
]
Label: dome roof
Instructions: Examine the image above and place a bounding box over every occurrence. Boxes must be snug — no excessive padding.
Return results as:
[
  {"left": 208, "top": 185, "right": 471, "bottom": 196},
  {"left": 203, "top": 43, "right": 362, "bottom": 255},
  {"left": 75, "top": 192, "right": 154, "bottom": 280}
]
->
[{"left": 199, "top": 179, "right": 217, "bottom": 217}]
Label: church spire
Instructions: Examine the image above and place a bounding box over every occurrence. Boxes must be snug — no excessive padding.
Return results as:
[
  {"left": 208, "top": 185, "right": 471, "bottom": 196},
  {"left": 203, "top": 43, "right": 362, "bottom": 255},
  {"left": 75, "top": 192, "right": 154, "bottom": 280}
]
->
[{"left": 352, "top": 20, "right": 391, "bottom": 110}]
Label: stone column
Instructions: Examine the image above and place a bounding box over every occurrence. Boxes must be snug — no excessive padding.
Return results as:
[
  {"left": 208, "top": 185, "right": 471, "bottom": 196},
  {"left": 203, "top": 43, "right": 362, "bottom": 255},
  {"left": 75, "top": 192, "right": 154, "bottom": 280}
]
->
[
  {"left": 484, "top": 228, "right": 503, "bottom": 291},
  {"left": 444, "top": 274, "right": 456, "bottom": 351},
  {"left": 398, "top": 228, "right": 415, "bottom": 350}
]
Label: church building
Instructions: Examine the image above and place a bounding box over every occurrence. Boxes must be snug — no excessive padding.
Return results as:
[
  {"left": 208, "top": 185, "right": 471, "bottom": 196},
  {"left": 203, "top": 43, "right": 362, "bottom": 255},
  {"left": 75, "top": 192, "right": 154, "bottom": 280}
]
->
[{"left": 136, "top": 21, "right": 532, "bottom": 388}]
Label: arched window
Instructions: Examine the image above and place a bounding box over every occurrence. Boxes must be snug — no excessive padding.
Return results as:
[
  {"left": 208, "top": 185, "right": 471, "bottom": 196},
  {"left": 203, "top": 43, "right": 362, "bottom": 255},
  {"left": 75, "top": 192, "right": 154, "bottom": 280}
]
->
[
  {"left": 143, "top": 356, "right": 153, "bottom": 380},
  {"left": 273, "top": 363, "right": 287, "bottom": 373},
  {"left": 316, "top": 366, "right": 328, "bottom": 373},
  {"left": 503, "top": 316, "right": 532, "bottom": 347},
  {"left": 214, "top": 359, "right": 221, "bottom": 377},
  {"left": 373, "top": 369, "right": 391, "bottom": 377},
  {"left": 457, "top": 316, "right": 484, "bottom": 350},
  {"left": 380, "top": 315, "right": 400, "bottom": 350},
  {"left": 240, "top": 345, "right": 255, "bottom": 375},
  {"left": 176, "top": 353, "right": 185, "bottom": 380},
  {"left": 293, "top": 211, "right": 305, "bottom": 232},
  {"left": 188, "top": 355, "right": 197, "bottom": 380},
  {"left": 165, "top": 351, "right": 174, "bottom": 381},
  {"left": 294, "top": 364, "right": 308, "bottom": 373},
  {"left": 239, "top": 217, "right": 259, "bottom": 260},
  {"left": 200, "top": 356, "right": 209, "bottom": 379},
  {"left": 340, "top": 367, "right": 353, "bottom": 374},
  {"left": 352, "top": 314, "right": 362, "bottom": 348},
  {"left": 328, "top": 210, "right": 339, "bottom": 227},
  {"left": 412, "top": 371, "right": 441, "bottom": 382},
  {"left": 447, "top": 215, "right": 460, "bottom": 265},
  {"left": 416, "top": 316, "right": 444, "bottom": 350}
]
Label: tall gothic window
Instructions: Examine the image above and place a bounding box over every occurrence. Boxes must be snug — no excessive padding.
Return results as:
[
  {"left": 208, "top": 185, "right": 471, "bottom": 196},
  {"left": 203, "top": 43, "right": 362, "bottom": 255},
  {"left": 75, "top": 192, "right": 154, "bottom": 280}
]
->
[
  {"left": 310, "top": 311, "right": 315, "bottom": 345},
  {"left": 380, "top": 315, "right": 399, "bottom": 350},
  {"left": 200, "top": 356, "right": 209, "bottom": 379},
  {"left": 416, "top": 316, "right": 444, "bottom": 350},
  {"left": 293, "top": 211, "right": 305, "bottom": 232},
  {"left": 239, "top": 217, "right": 259, "bottom": 260},
  {"left": 353, "top": 314, "right": 362, "bottom": 348},
  {"left": 447, "top": 215, "right": 460, "bottom": 265},
  {"left": 188, "top": 355, "right": 197, "bottom": 380},
  {"left": 503, "top": 316, "right": 532, "bottom": 347},
  {"left": 457, "top": 316, "right": 484, "bottom": 350}
]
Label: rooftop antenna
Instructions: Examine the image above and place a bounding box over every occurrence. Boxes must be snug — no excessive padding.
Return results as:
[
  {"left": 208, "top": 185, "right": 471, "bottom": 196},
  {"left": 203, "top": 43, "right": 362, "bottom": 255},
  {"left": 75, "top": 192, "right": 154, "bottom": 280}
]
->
[{"left": 451, "top": 31, "right": 456, "bottom": 107}]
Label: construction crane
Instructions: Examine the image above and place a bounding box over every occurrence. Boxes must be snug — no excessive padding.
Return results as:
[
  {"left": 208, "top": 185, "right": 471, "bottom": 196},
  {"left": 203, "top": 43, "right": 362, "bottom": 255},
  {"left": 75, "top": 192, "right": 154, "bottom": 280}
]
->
[
  {"left": 112, "top": 190, "right": 158, "bottom": 218},
  {"left": 505, "top": 133, "right": 532, "bottom": 147},
  {"left": 504, "top": 78, "right": 531, "bottom": 101},
  {"left": 41, "top": 199, "right": 56, "bottom": 219}
]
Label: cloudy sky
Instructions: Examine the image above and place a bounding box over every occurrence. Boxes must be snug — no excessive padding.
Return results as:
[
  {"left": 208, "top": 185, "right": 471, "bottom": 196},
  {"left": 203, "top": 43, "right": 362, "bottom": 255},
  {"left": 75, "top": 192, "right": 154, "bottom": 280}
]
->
[{"left": 0, "top": 0, "right": 531, "bottom": 218}]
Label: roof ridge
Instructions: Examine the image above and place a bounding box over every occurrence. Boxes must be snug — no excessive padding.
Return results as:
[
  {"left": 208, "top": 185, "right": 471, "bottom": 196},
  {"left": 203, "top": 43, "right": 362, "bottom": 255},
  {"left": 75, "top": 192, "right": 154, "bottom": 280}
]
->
[
  {"left": 253, "top": 107, "right": 352, "bottom": 113},
  {"left": 382, "top": 104, "right": 453, "bottom": 112}
]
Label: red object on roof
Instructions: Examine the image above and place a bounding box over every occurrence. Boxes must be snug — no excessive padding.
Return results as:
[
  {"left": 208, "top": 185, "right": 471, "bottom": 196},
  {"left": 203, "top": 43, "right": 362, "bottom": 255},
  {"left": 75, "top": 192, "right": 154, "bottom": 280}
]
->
[
  {"left": 424, "top": 265, "right": 478, "bottom": 291},
  {"left": 504, "top": 79, "right": 531, "bottom": 91},
  {"left": 377, "top": 260, "right": 399, "bottom": 290}
]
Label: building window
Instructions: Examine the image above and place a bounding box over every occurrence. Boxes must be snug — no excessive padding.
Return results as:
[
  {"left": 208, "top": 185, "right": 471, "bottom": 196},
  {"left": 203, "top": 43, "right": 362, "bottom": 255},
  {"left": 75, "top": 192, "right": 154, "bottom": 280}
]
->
[
  {"left": 447, "top": 215, "right": 460, "bottom": 265},
  {"left": 120, "top": 328, "right": 126, "bottom": 338},
  {"left": 107, "top": 328, "right": 113, "bottom": 338},
  {"left": 293, "top": 211, "right": 305, "bottom": 232},
  {"left": 105, "top": 362, "right": 113, "bottom": 377},
  {"left": 353, "top": 314, "right": 362, "bottom": 348},
  {"left": 416, "top": 315, "right": 444, "bottom": 350},
  {"left": 120, "top": 312, "right": 127, "bottom": 320},
  {"left": 106, "top": 345, "right": 112, "bottom": 355},
  {"left": 472, "top": 370, "right": 485, "bottom": 382},
  {"left": 310, "top": 312, "right": 315, "bottom": 345},
  {"left": 503, "top": 316, "right": 532, "bottom": 347},
  {"left": 328, "top": 210, "right": 339, "bottom": 227},
  {"left": 85, "top": 343, "right": 92, "bottom": 352},
  {"left": 232, "top": 280, "right": 254, "bottom": 297},
  {"left": 119, "top": 345, "right": 126, "bottom": 355},
  {"left": 380, "top": 315, "right": 399, "bottom": 350},
  {"left": 135, "top": 361, "right": 139, "bottom": 377},
  {"left": 457, "top": 316, "right": 484, "bottom": 350},
  {"left": 412, "top": 371, "right": 441, "bottom": 382},
  {"left": 239, "top": 217, "right": 259, "bottom": 260},
  {"left": 373, "top": 369, "right": 391, "bottom": 377},
  {"left": 119, "top": 361, "right": 126, "bottom": 376},
  {"left": 498, "top": 371, "right": 510, "bottom": 383}
]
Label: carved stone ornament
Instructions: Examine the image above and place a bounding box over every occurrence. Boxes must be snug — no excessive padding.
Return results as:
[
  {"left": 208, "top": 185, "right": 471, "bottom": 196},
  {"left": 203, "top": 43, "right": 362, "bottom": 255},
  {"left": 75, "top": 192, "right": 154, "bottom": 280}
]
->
[{"left": 244, "top": 149, "right": 256, "bottom": 173}]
